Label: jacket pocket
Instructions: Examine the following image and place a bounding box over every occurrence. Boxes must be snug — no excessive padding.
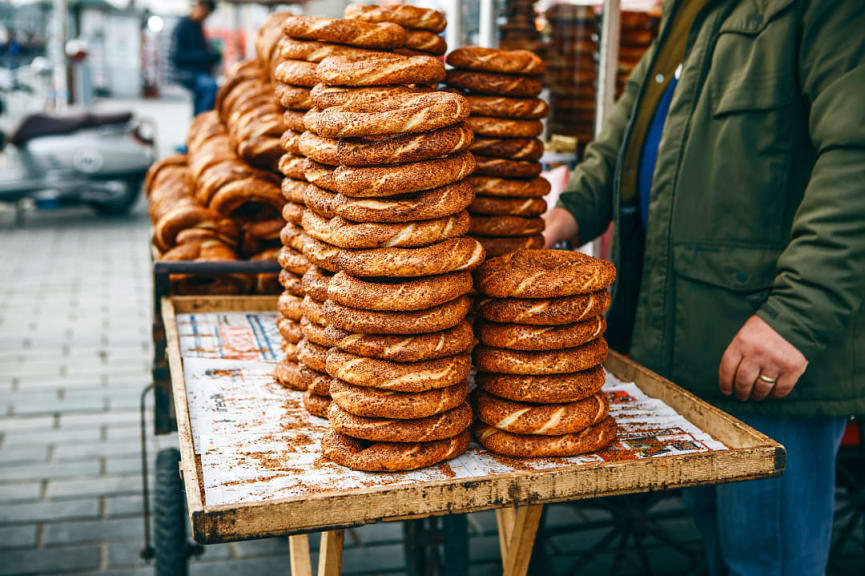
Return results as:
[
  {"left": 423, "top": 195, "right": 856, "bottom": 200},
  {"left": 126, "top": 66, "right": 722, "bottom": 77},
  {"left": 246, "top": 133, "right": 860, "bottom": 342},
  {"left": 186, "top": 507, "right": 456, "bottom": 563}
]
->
[{"left": 668, "top": 243, "right": 785, "bottom": 398}]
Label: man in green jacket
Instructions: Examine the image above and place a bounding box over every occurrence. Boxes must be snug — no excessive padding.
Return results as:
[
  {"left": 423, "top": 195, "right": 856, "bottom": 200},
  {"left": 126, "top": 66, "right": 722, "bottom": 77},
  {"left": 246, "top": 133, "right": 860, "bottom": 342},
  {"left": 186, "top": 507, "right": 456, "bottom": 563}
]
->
[{"left": 544, "top": 0, "right": 864, "bottom": 573}]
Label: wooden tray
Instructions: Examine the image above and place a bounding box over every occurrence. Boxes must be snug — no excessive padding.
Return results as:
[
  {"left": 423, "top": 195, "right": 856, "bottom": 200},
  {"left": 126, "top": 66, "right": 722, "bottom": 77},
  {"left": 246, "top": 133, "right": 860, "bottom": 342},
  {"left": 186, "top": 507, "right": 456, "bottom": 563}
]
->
[{"left": 163, "top": 295, "right": 784, "bottom": 545}]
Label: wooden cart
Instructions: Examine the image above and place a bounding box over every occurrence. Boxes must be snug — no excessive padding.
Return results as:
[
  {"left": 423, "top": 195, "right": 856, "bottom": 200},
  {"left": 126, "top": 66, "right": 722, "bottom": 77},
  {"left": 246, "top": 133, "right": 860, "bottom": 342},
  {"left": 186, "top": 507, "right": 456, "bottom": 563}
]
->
[{"left": 162, "top": 296, "right": 785, "bottom": 576}]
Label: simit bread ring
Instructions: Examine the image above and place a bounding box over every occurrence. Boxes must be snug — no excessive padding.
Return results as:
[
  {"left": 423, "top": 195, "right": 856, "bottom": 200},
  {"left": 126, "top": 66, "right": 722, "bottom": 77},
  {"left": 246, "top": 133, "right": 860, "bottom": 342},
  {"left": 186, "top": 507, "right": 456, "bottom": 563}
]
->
[
  {"left": 297, "top": 337, "right": 329, "bottom": 372},
  {"left": 326, "top": 350, "right": 471, "bottom": 392},
  {"left": 299, "top": 123, "right": 473, "bottom": 167},
  {"left": 302, "top": 159, "right": 339, "bottom": 192},
  {"left": 301, "top": 265, "right": 332, "bottom": 301},
  {"left": 301, "top": 316, "right": 337, "bottom": 347},
  {"left": 303, "top": 210, "right": 470, "bottom": 249},
  {"left": 282, "top": 16, "right": 406, "bottom": 49},
  {"left": 469, "top": 216, "right": 545, "bottom": 237},
  {"left": 473, "top": 157, "right": 542, "bottom": 178},
  {"left": 477, "top": 315, "right": 606, "bottom": 351},
  {"left": 301, "top": 235, "right": 340, "bottom": 273},
  {"left": 477, "top": 367, "right": 606, "bottom": 404},
  {"left": 316, "top": 54, "right": 445, "bottom": 87},
  {"left": 281, "top": 179, "right": 308, "bottom": 205},
  {"left": 477, "top": 249, "right": 617, "bottom": 298},
  {"left": 274, "top": 359, "right": 307, "bottom": 391},
  {"left": 404, "top": 29, "right": 447, "bottom": 55},
  {"left": 475, "top": 235, "right": 545, "bottom": 257},
  {"left": 475, "top": 389, "right": 608, "bottom": 436},
  {"left": 303, "top": 185, "right": 338, "bottom": 219},
  {"left": 325, "top": 320, "right": 474, "bottom": 362},
  {"left": 328, "top": 402, "right": 472, "bottom": 442},
  {"left": 445, "top": 69, "right": 542, "bottom": 97},
  {"left": 277, "top": 291, "right": 304, "bottom": 321},
  {"left": 323, "top": 296, "right": 470, "bottom": 335},
  {"left": 466, "top": 116, "right": 543, "bottom": 138},
  {"left": 282, "top": 200, "right": 304, "bottom": 225},
  {"left": 277, "top": 316, "right": 303, "bottom": 343},
  {"left": 283, "top": 110, "right": 306, "bottom": 132},
  {"left": 274, "top": 84, "right": 312, "bottom": 110},
  {"left": 272, "top": 59, "right": 319, "bottom": 87},
  {"left": 278, "top": 269, "right": 304, "bottom": 296},
  {"left": 333, "top": 181, "right": 473, "bottom": 223},
  {"left": 208, "top": 177, "right": 284, "bottom": 219},
  {"left": 474, "top": 417, "right": 617, "bottom": 458},
  {"left": 283, "top": 362, "right": 333, "bottom": 393},
  {"left": 469, "top": 195, "right": 547, "bottom": 216},
  {"left": 304, "top": 92, "right": 470, "bottom": 138},
  {"left": 310, "top": 83, "right": 432, "bottom": 109},
  {"left": 275, "top": 36, "right": 375, "bottom": 63},
  {"left": 283, "top": 341, "right": 298, "bottom": 362},
  {"left": 463, "top": 95, "right": 549, "bottom": 119},
  {"left": 277, "top": 246, "right": 310, "bottom": 275},
  {"left": 278, "top": 154, "right": 308, "bottom": 180},
  {"left": 330, "top": 379, "right": 468, "bottom": 419},
  {"left": 477, "top": 289, "right": 611, "bottom": 325},
  {"left": 322, "top": 428, "right": 469, "bottom": 471},
  {"left": 470, "top": 138, "right": 543, "bottom": 161},
  {"left": 303, "top": 391, "right": 332, "bottom": 418},
  {"left": 446, "top": 47, "right": 545, "bottom": 75},
  {"left": 327, "top": 271, "right": 472, "bottom": 311},
  {"left": 306, "top": 368, "right": 336, "bottom": 397},
  {"left": 474, "top": 338, "right": 608, "bottom": 375},
  {"left": 332, "top": 152, "right": 475, "bottom": 198},
  {"left": 301, "top": 295, "right": 328, "bottom": 326},
  {"left": 468, "top": 175, "right": 550, "bottom": 198},
  {"left": 344, "top": 2, "right": 447, "bottom": 33},
  {"left": 336, "top": 237, "right": 485, "bottom": 278},
  {"left": 280, "top": 129, "right": 303, "bottom": 155}
]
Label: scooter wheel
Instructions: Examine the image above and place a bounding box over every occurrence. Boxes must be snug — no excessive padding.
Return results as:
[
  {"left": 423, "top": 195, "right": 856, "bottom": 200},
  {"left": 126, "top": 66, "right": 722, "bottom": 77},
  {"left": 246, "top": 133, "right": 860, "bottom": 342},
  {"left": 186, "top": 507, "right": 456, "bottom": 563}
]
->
[{"left": 89, "top": 176, "right": 143, "bottom": 216}]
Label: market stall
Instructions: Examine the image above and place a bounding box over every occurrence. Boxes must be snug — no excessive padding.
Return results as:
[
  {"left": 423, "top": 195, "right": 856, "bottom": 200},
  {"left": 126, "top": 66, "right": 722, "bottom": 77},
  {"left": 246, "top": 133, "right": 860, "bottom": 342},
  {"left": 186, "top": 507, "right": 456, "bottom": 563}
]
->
[{"left": 155, "top": 295, "right": 782, "bottom": 575}]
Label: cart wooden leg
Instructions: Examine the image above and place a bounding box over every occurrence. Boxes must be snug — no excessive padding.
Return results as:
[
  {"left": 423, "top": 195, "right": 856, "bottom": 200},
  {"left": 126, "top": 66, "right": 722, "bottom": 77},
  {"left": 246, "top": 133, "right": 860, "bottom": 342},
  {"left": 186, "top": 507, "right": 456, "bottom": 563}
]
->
[
  {"left": 317, "top": 530, "right": 345, "bottom": 576},
  {"left": 289, "top": 534, "right": 313, "bottom": 576},
  {"left": 498, "top": 504, "right": 544, "bottom": 576}
]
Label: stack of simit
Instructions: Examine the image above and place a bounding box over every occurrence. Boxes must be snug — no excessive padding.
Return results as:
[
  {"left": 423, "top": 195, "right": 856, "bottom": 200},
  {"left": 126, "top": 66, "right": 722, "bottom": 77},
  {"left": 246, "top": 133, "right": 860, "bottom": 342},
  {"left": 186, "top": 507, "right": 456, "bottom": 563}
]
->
[
  {"left": 343, "top": 2, "right": 447, "bottom": 58},
  {"left": 473, "top": 249, "right": 619, "bottom": 458},
  {"left": 297, "top": 13, "right": 484, "bottom": 471},
  {"left": 445, "top": 47, "right": 550, "bottom": 258},
  {"left": 271, "top": 15, "right": 406, "bottom": 415}
]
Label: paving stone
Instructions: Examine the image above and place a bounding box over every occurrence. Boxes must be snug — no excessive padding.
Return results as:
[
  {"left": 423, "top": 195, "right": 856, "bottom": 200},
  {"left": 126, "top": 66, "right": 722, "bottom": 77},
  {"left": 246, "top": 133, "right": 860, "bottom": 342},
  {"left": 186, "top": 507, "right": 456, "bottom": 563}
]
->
[
  {"left": 0, "top": 545, "right": 101, "bottom": 575},
  {"left": 0, "top": 445, "right": 49, "bottom": 464},
  {"left": 2, "top": 427, "right": 101, "bottom": 447},
  {"left": 0, "top": 482, "right": 41, "bottom": 503},
  {"left": 59, "top": 411, "right": 142, "bottom": 428},
  {"left": 108, "top": 540, "right": 231, "bottom": 568},
  {"left": 0, "top": 459, "right": 100, "bottom": 482},
  {"left": 0, "top": 416, "right": 54, "bottom": 432},
  {"left": 43, "top": 517, "right": 143, "bottom": 546},
  {"left": 0, "top": 498, "right": 99, "bottom": 524},
  {"left": 0, "top": 525, "right": 38, "bottom": 549},
  {"left": 53, "top": 439, "right": 151, "bottom": 460},
  {"left": 47, "top": 474, "right": 148, "bottom": 499},
  {"left": 104, "top": 496, "right": 143, "bottom": 518}
]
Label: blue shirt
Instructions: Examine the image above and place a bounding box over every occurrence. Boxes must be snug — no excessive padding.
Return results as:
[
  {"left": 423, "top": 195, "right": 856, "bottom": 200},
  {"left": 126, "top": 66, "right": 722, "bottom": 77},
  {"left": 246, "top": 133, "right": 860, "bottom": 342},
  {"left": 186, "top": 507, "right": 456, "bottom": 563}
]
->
[{"left": 637, "top": 74, "right": 678, "bottom": 230}]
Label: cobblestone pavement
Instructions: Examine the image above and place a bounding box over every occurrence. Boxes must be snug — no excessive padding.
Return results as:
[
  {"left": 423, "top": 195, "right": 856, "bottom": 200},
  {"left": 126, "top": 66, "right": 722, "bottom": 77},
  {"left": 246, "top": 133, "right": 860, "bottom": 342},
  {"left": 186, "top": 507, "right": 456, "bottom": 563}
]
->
[{"left": 0, "top": 97, "right": 861, "bottom": 576}]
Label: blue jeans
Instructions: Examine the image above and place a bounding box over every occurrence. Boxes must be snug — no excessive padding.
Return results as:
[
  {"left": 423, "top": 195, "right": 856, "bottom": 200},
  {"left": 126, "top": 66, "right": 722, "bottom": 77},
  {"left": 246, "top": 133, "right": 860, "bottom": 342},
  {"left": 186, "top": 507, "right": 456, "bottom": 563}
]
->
[
  {"left": 178, "top": 71, "right": 217, "bottom": 116},
  {"left": 682, "top": 413, "right": 847, "bottom": 576}
]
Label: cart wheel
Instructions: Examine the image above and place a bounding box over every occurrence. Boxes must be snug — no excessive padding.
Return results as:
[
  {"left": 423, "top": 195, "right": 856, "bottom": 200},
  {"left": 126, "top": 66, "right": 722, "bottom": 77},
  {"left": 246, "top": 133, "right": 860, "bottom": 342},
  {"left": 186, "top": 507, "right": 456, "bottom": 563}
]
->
[{"left": 155, "top": 448, "right": 188, "bottom": 576}]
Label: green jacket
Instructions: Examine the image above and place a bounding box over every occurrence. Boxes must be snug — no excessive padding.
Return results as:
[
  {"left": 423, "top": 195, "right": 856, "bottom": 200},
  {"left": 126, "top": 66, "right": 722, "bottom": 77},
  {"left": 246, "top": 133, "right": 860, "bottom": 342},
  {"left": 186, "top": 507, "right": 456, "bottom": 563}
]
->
[{"left": 558, "top": 0, "right": 865, "bottom": 418}]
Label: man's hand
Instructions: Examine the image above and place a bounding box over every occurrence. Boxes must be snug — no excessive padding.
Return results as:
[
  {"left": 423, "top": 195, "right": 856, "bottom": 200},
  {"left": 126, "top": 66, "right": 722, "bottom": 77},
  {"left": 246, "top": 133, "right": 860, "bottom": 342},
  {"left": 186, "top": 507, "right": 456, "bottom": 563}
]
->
[
  {"left": 543, "top": 207, "right": 579, "bottom": 248},
  {"left": 719, "top": 315, "right": 808, "bottom": 401}
]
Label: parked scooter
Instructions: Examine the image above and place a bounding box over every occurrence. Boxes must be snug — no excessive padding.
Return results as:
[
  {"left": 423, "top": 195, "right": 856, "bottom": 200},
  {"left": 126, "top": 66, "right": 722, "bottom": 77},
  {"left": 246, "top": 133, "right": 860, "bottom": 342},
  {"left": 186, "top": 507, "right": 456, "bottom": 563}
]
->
[{"left": 0, "top": 63, "right": 156, "bottom": 216}]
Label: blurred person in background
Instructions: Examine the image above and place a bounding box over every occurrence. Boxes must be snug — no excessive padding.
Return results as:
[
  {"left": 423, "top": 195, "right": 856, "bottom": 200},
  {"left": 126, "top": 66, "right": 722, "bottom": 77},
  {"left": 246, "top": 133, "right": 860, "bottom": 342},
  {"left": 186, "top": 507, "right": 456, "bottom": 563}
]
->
[
  {"left": 170, "top": 0, "right": 220, "bottom": 116},
  {"left": 544, "top": 0, "right": 864, "bottom": 574}
]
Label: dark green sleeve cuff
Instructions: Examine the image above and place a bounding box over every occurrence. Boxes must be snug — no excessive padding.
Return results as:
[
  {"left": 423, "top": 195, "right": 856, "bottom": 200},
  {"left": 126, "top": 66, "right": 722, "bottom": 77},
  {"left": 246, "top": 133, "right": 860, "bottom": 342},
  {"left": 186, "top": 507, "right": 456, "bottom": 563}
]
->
[
  {"left": 556, "top": 188, "right": 609, "bottom": 245},
  {"left": 756, "top": 297, "right": 824, "bottom": 363}
]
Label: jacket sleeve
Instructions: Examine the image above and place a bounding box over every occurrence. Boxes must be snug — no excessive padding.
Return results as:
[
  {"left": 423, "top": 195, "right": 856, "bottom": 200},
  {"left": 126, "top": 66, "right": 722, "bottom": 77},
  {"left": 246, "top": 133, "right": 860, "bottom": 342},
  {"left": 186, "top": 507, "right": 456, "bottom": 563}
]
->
[
  {"left": 756, "top": 0, "right": 865, "bottom": 361},
  {"left": 555, "top": 47, "right": 652, "bottom": 244}
]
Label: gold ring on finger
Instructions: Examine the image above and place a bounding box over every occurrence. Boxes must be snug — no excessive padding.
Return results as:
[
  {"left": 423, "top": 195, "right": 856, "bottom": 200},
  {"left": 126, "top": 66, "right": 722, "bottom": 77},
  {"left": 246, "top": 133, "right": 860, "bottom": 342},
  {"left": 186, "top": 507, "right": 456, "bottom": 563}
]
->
[{"left": 758, "top": 374, "right": 777, "bottom": 384}]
